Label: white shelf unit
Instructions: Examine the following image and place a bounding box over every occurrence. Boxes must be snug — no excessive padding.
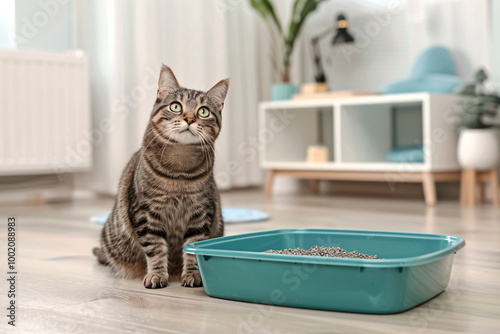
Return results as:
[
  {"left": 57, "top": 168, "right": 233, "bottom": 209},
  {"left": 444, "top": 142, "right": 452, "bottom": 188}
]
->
[{"left": 259, "top": 93, "right": 461, "bottom": 204}]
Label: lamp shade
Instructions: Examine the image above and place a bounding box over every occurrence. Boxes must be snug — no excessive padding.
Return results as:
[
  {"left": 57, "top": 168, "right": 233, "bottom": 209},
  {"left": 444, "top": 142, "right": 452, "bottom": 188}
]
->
[{"left": 332, "top": 14, "right": 354, "bottom": 45}]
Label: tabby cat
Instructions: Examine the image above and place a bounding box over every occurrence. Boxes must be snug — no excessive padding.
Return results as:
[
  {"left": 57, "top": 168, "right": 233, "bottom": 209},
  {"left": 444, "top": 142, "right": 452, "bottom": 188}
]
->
[{"left": 93, "top": 66, "right": 228, "bottom": 288}]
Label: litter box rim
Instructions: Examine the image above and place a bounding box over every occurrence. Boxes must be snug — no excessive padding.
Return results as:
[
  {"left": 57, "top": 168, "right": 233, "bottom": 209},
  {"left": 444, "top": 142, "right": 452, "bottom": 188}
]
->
[{"left": 183, "top": 228, "right": 465, "bottom": 268}]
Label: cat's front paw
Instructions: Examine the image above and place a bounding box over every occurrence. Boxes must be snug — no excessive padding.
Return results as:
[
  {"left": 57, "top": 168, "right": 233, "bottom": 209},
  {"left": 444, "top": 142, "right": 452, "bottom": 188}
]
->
[
  {"left": 181, "top": 272, "right": 202, "bottom": 287},
  {"left": 143, "top": 272, "right": 168, "bottom": 289}
]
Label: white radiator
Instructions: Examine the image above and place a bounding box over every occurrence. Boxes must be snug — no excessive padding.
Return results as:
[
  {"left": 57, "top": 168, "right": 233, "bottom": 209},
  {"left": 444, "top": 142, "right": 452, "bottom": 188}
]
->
[{"left": 0, "top": 50, "right": 91, "bottom": 176}]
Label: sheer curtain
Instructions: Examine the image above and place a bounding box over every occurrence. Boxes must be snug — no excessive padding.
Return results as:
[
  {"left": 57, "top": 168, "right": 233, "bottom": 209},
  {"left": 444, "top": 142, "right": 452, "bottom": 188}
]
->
[{"left": 75, "top": 0, "right": 263, "bottom": 194}]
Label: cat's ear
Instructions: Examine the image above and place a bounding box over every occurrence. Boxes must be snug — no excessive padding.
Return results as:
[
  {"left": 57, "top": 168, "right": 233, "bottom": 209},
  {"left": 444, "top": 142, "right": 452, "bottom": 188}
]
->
[
  {"left": 207, "top": 79, "right": 229, "bottom": 111},
  {"left": 158, "top": 65, "right": 180, "bottom": 99}
]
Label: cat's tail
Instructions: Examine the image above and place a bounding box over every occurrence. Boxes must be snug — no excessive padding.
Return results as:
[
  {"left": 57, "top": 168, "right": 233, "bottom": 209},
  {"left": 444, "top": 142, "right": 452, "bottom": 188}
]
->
[{"left": 93, "top": 247, "right": 109, "bottom": 265}]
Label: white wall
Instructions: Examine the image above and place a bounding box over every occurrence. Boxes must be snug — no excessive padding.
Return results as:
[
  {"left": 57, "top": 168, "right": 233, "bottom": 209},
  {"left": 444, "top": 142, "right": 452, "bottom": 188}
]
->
[
  {"left": 0, "top": 0, "right": 16, "bottom": 48},
  {"left": 407, "top": 0, "right": 490, "bottom": 80},
  {"left": 0, "top": 0, "right": 75, "bottom": 50},
  {"left": 13, "top": 0, "right": 74, "bottom": 51},
  {"left": 295, "top": 0, "right": 491, "bottom": 91},
  {"left": 492, "top": 0, "right": 500, "bottom": 86},
  {"left": 299, "top": 0, "right": 412, "bottom": 91}
]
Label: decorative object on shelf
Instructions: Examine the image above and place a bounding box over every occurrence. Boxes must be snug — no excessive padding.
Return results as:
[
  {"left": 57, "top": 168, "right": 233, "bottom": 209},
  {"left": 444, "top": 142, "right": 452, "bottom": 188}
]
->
[
  {"left": 271, "top": 82, "right": 296, "bottom": 101},
  {"left": 381, "top": 46, "right": 462, "bottom": 94},
  {"left": 306, "top": 145, "right": 329, "bottom": 162},
  {"left": 385, "top": 145, "right": 424, "bottom": 163},
  {"left": 249, "top": 0, "right": 325, "bottom": 101},
  {"left": 292, "top": 90, "right": 377, "bottom": 100},
  {"left": 455, "top": 68, "right": 500, "bottom": 170},
  {"left": 300, "top": 82, "right": 328, "bottom": 95}
]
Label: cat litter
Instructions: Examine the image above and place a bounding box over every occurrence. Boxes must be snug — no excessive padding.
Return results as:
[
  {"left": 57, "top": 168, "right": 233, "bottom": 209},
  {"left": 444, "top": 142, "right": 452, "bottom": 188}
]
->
[{"left": 263, "top": 245, "right": 382, "bottom": 259}]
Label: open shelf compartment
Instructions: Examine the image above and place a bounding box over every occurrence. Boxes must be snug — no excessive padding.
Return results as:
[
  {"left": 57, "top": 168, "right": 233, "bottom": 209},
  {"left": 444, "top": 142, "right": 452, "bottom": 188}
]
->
[
  {"left": 339, "top": 101, "right": 424, "bottom": 165},
  {"left": 263, "top": 106, "right": 335, "bottom": 163}
]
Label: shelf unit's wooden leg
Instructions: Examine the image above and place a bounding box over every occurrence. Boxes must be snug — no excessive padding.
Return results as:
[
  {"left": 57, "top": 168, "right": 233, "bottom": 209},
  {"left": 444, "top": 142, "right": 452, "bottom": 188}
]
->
[
  {"left": 461, "top": 169, "right": 477, "bottom": 206},
  {"left": 311, "top": 179, "right": 320, "bottom": 195},
  {"left": 479, "top": 181, "right": 486, "bottom": 204},
  {"left": 265, "top": 170, "right": 276, "bottom": 197},
  {"left": 460, "top": 169, "right": 468, "bottom": 205},
  {"left": 311, "top": 179, "right": 319, "bottom": 195},
  {"left": 490, "top": 168, "right": 499, "bottom": 206},
  {"left": 422, "top": 172, "right": 437, "bottom": 206}
]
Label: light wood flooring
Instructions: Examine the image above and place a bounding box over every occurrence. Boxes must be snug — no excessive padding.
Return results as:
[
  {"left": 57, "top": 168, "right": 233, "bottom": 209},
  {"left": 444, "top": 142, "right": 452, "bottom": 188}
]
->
[{"left": 1, "top": 188, "right": 499, "bottom": 333}]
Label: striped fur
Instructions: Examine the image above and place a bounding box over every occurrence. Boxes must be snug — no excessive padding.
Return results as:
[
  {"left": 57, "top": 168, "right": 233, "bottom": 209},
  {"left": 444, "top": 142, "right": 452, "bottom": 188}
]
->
[{"left": 94, "top": 66, "right": 228, "bottom": 288}]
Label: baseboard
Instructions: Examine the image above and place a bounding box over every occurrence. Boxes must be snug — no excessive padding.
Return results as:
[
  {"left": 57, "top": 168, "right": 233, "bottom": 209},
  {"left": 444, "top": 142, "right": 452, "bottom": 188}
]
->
[{"left": 0, "top": 174, "right": 75, "bottom": 205}]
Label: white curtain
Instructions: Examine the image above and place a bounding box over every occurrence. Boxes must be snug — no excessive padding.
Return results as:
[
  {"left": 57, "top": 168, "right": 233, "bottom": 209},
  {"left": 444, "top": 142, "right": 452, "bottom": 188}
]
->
[{"left": 75, "top": 0, "right": 263, "bottom": 194}]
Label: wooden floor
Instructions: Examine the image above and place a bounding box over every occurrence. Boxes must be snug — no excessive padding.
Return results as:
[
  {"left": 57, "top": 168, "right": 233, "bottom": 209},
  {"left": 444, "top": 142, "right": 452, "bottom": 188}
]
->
[{"left": 1, "top": 188, "right": 499, "bottom": 333}]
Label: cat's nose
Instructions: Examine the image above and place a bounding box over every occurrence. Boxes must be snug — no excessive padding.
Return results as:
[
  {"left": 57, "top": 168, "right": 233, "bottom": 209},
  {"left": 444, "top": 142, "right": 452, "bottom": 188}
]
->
[
  {"left": 185, "top": 117, "right": 195, "bottom": 125},
  {"left": 184, "top": 112, "right": 196, "bottom": 125}
]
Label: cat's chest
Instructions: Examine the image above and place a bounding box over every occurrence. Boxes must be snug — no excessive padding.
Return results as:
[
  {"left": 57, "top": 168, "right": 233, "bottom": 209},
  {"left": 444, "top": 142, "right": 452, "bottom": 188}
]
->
[
  {"left": 150, "top": 194, "right": 200, "bottom": 223},
  {"left": 161, "top": 195, "right": 204, "bottom": 239}
]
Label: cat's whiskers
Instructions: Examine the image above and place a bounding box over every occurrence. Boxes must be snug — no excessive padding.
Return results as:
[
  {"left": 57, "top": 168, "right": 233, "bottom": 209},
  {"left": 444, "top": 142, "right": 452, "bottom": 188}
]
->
[
  {"left": 148, "top": 131, "right": 179, "bottom": 196},
  {"left": 139, "top": 126, "right": 179, "bottom": 195},
  {"left": 197, "top": 133, "right": 212, "bottom": 171},
  {"left": 199, "top": 130, "right": 221, "bottom": 154},
  {"left": 197, "top": 131, "right": 213, "bottom": 152},
  {"left": 197, "top": 131, "right": 218, "bottom": 172},
  {"left": 198, "top": 131, "right": 217, "bottom": 157},
  {"left": 159, "top": 127, "right": 180, "bottom": 165}
]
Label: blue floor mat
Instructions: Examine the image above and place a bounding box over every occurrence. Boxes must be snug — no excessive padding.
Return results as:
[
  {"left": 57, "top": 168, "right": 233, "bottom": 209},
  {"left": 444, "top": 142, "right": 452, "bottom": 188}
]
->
[{"left": 91, "top": 207, "right": 269, "bottom": 225}]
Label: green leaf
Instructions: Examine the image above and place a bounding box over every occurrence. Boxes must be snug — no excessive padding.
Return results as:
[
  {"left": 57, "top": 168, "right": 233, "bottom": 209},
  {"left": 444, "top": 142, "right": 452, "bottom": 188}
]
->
[
  {"left": 287, "top": 0, "right": 325, "bottom": 48},
  {"left": 249, "top": 0, "right": 282, "bottom": 34},
  {"left": 250, "top": 0, "right": 267, "bottom": 18},
  {"left": 284, "top": 0, "right": 325, "bottom": 66},
  {"left": 475, "top": 68, "right": 488, "bottom": 84},
  {"left": 454, "top": 84, "right": 476, "bottom": 96},
  {"left": 477, "top": 105, "right": 500, "bottom": 114},
  {"left": 249, "top": 0, "right": 325, "bottom": 81},
  {"left": 480, "top": 94, "right": 500, "bottom": 104}
]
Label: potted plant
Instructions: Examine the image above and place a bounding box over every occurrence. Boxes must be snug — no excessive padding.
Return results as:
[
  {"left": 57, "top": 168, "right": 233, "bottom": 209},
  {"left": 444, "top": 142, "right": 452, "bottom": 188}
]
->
[
  {"left": 249, "top": 0, "right": 325, "bottom": 100},
  {"left": 455, "top": 69, "right": 500, "bottom": 170}
]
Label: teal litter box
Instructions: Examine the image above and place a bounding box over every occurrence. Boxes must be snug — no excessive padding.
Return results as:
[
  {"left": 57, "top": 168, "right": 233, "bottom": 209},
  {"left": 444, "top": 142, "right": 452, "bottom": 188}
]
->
[{"left": 183, "top": 229, "right": 465, "bottom": 314}]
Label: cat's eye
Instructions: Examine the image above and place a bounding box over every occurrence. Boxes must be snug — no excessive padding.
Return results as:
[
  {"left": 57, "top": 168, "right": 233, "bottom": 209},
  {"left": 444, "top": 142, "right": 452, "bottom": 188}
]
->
[
  {"left": 169, "top": 102, "right": 182, "bottom": 113},
  {"left": 198, "top": 107, "right": 210, "bottom": 118}
]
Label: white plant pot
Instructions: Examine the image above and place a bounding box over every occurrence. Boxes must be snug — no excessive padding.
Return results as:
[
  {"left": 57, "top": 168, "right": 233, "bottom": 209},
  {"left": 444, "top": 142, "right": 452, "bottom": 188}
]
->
[{"left": 457, "top": 128, "right": 499, "bottom": 170}]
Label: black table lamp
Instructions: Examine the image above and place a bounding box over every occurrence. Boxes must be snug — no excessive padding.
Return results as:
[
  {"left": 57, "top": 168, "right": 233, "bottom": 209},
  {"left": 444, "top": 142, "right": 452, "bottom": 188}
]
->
[{"left": 312, "top": 14, "right": 355, "bottom": 83}]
